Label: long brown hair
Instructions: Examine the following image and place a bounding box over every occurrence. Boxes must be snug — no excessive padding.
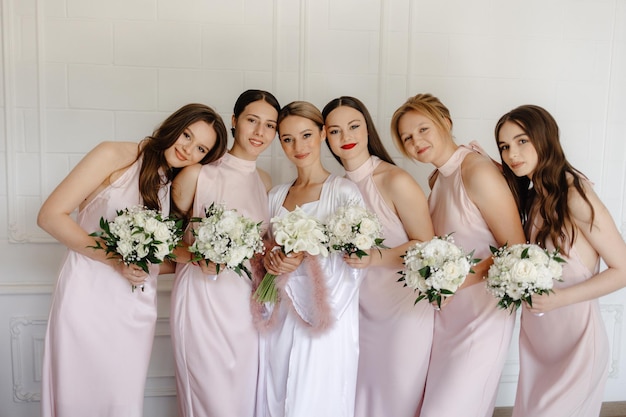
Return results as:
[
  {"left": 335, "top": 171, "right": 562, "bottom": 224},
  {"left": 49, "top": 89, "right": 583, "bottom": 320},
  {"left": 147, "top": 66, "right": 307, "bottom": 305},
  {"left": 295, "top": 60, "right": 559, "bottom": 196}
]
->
[
  {"left": 139, "top": 103, "right": 227, "bottom": 211},
  {"left": 321, "top": 96, "right": 395, "bottom": 166},
  {"left": 494, "top": 104, "right": 594, "bottom": 252}
]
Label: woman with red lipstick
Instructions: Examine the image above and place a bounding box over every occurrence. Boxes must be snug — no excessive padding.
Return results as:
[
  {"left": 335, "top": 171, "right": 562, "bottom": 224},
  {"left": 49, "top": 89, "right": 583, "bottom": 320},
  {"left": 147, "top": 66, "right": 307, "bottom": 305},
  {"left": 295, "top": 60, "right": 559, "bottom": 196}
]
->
[
  {"left": 169, "top": 90, "right": 280, "bottom": 417},
  {"left": 38, "top": 103, "right": 228, "bottom": 417},
  {"left": 495, "top": 104, "right": 626, "bottom": 417},
  {"left": 322, "top": 96, "right": 434, "bottom": 417},
  {"left": 255, "top": 101, "right": 365, "bottom": 417},
  {"left": 390, "top": 93, "right": 525, "bottom": 417}
]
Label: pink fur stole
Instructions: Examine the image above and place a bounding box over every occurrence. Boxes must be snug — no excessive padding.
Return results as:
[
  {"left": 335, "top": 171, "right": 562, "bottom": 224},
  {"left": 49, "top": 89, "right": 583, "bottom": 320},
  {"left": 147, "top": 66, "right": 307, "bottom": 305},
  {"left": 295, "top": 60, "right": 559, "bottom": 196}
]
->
[{"left": 250, "top": 254, "right": 335, "bottom": 336}]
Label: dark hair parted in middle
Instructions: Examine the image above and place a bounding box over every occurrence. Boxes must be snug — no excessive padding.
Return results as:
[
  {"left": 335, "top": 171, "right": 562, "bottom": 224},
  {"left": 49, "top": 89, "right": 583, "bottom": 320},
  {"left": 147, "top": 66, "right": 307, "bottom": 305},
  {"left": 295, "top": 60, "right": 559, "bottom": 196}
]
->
[{"left": 322, "top": 96, "right": 395, "bottom": 166}]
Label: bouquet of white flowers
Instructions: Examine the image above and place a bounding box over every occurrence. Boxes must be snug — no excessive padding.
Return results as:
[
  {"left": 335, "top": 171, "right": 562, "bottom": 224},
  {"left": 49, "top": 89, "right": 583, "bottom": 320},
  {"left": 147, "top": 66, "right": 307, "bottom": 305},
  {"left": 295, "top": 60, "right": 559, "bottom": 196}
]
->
[
  {"left": 398, "top": 234, "right": 478, "bottom": 308},
  {"left": 188, "top": 202, "right": 264, "bottom": 280},
  {"left": 89, "top": 205, "right": 183, "bottom": 291},
  {"left": 325, "top": 202, "right": 386, "bottom": 259},
  {"left": 254, "top": 206, "right": 329, "bottom": 303},
  {"left": 486, "top": 243, "right": 565, "bottom": 313}
]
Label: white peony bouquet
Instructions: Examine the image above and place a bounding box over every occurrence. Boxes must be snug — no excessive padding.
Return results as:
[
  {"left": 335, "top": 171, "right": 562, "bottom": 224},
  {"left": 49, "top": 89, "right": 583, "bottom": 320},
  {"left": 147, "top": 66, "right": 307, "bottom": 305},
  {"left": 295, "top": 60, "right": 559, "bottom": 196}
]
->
[
  {"left": 188, "top": 202, "right": 264, "bottom": 280},
  {"left": 398, "top": 234, "right": 478, "bottom": 308},
  {"left": 486, "top": 243, "right": 565, "bottom": 313},
  {"left": 325, "top": 202, "right": 386, "bottom": 259},
  {"left": 89, "top": 205, "right": 183, "bottom": 291},
  {"left": 254, "top": 206, "right": 329, "bottom": 303}
]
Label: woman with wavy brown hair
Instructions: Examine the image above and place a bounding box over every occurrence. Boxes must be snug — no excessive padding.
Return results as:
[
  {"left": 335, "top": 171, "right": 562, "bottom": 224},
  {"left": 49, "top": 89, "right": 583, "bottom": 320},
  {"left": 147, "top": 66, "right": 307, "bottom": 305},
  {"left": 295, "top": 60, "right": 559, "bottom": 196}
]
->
[
  {"left": 495, "top": 104, "right": 626, "bottom": 417},
  {"left": 38, "top": 103, "right": 228, "bottom": 417}
]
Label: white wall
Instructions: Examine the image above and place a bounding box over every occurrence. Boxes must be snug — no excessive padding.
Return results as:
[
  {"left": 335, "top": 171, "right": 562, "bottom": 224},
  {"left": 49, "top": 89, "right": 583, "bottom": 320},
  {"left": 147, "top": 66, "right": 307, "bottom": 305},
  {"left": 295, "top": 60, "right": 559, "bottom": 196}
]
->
[{"left": 1, "top": 0, "right": 625, "bottom": 416}]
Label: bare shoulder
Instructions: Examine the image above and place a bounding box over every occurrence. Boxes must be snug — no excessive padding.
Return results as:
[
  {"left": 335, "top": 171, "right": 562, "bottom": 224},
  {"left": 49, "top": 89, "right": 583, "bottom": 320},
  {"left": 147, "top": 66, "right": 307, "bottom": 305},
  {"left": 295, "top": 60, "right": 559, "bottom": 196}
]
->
[
  {"left": 375, "top": 161, "right": 420, "bottom": 191},
  {"left": 257, "top": 167, "right": 273, "bottom": 192},
  {"left": 461, "top": 152, "right": 507, "bottom": 194},
  {"left": 90, "top": 141, "right": 139, "bottom": 168},
  {"left": 174, "top": 163, "right": 202, "bottom": 184},
  {"left": 567, "top": 175, "right": 600, "bottom": 225}
]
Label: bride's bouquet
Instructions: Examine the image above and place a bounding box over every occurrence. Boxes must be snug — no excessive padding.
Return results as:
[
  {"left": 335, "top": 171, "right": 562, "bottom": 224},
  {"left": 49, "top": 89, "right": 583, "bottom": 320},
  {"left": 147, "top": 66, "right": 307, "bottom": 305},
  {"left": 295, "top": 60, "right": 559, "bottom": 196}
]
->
[
  {"left": 486, "top": 243, "right": 565, "bottom": 313},
  {"left": 325, "top": 202, "right": 386, "bottom": 259},
  {"left": 398, "top": 234, "right": 478, "bottom": 308},
  {"left": 188, "top": 202, "right": 264, "bottom": 280},
  {"left": 254, "top": 206, "right": 329, "bottom": 303},
  {"left": 89, "top": 205, "right": 183, "bottom": 291}
]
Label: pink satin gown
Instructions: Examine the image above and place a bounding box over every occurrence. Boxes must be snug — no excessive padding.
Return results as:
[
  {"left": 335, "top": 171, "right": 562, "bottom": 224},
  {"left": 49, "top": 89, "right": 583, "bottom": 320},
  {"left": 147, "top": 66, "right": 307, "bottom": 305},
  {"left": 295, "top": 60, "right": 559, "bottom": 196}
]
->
[
  {"left": 41, "top": 159, "right": 166, "bottom": 417},
  {"left": 419, "top": 146, "right": 516, "bottom": 417},
  {"left": 170, "top": 153, "right": 269, "bottom": 417},
  {"left": 512, "top": 227, "right": 609, "bottom": 417},
  {"left": 346, "top": 156, "right": 433, "bottom": 417}
]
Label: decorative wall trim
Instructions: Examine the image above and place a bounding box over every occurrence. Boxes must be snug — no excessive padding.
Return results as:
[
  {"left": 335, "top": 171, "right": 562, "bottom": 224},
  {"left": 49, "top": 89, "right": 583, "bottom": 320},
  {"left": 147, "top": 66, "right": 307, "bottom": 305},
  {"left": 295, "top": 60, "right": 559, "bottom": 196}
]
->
[
  {"left": 602, "top": 304, "right": 623, "bottom": 378},
  {"left": 3, "top": 0, "right": 20, "bottom": 242},
  {"left": 4, "top": 0, "right": 54, "bottom": 243},
  {"left": 298, "top": 0, "right": 308, "bottom": 99},
  {"left": 0, "top": 276, "right": 175, "bottom": 295},
  {"left": 10, "top": 316, "right": 177, "bottom": 402},
  {"left": 10, "top": 316, "right": 47, "bottom": 402}
]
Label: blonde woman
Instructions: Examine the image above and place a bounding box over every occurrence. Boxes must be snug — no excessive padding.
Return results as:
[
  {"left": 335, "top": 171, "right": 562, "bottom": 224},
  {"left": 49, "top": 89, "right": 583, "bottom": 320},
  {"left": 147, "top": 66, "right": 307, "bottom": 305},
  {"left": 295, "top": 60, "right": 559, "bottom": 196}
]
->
[{"left": 391, "top": 93, "right": 525, "bottom": 417}]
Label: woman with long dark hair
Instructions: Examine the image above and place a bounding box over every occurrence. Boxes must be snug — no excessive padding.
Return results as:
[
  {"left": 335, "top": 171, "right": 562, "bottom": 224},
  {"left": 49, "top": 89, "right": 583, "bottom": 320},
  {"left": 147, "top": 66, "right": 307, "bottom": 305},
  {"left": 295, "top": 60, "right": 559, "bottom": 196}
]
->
[
  {"left": 323, "top": 96, "right": 434, "bottom": 417},
  {"left": 38, "top": 103, "right": 228, "bottom": 417},
  {"left": 170, "top": 90, "right": 281, "bottom": 417},
  {"left": 495, "top": 104, "right": 626, "bottom": 417}
]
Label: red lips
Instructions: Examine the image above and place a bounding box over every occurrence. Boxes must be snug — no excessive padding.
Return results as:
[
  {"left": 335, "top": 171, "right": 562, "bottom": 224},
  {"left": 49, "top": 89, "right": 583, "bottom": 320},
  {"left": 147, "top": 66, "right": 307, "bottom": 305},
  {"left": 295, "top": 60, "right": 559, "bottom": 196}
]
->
[{"left": 341, "top": 143, "right": 357, "bottom": 150}]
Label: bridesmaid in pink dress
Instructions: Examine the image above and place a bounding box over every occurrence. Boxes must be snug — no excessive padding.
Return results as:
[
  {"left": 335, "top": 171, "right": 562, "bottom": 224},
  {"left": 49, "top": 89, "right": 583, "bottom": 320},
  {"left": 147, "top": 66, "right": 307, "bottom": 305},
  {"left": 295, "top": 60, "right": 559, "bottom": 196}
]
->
[
  {"left": 37, "top": 104, "right": 228, "bottom": 417},
  {"left": 169, "top": 90, "right": 280, "bottom": 417},
  {"left": 495, "top": 104, "right": 626, "bottom": 417},
  {"left": 390, "top": 93, "right": 526, "bottom": 417},
  {"left": 322, "top": 96, "right": 435, "bottom": 417}
]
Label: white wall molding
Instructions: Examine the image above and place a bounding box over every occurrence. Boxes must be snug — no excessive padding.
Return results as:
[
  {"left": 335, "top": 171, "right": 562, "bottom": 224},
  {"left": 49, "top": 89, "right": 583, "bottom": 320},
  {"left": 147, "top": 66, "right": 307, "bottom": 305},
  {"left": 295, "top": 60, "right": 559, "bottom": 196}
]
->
[
  {"left": 10, "top": 316, "right": 176, "bottom": 402},
  {"left": 10, "top": 316, "right": 46, "bottom": 402},
  {"left": 602, "top": 304, "right": 624, "bottom": 378},
  {"left": 4, "top": 0, "right": 53, "bottom": 243},
  {"left": 0, "top": 276, "right": 175, "bottom": 295}
]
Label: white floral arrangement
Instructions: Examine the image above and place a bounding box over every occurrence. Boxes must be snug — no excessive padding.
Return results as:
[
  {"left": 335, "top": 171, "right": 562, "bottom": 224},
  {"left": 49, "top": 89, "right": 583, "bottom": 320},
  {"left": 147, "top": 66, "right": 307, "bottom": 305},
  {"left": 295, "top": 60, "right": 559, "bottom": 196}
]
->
[
  {"left": 325, "top": 202, "right": 386, "bottom": 259},
  {"left": 254, "top": 206, "right": 329, "bottom": 303},
  {"left": 89, "top": 205, "right": 183, "bottom": 291},
  {"left": 486, "top": 243, "right": 565, "bottom": 313},
  {"left": 398, "top": 234, "right": 478, "bottom": 308},
  {"left": 188, "top": 202, "right": 265, "bottom": 280}
]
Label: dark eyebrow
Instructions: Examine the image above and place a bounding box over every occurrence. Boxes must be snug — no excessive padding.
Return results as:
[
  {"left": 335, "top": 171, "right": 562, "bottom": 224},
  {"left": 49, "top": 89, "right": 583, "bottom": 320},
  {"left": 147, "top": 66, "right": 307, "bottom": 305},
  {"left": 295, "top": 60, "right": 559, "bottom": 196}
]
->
[{"left": 246, "top": 112, "right": 277, "bottom": 125}]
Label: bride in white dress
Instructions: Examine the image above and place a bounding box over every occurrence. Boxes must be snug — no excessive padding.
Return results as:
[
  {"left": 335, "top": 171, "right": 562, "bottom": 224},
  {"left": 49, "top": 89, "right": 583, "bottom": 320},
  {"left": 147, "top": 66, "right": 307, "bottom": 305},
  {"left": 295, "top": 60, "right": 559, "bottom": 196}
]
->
[{"left": 255, "top": 101, "right": 365, "bottom": 417}]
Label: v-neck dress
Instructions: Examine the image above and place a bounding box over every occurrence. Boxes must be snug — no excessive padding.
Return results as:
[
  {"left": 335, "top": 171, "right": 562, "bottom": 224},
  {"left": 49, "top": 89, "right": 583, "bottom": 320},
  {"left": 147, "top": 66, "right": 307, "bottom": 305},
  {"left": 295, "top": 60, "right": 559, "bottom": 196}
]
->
[
  {"left": 256, "top": 175, "right": 365, "bottom": 417},
  {"left": 41, "top": 158, "right": 168, "bottom": 417}
]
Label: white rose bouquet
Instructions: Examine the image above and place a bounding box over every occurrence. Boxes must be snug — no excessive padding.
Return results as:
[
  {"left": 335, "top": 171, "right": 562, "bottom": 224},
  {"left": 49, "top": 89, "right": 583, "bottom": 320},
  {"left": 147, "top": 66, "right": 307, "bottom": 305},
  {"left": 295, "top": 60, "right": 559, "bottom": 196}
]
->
[
  {"left": 89, "top": 205, "right": 183, "bottom": 291},
  {"left": 254, "top": 206, "right": 329, "bottom": 304},
  {"left": 188, "top": 202, "right": 264, "bottom": 280},
  {"left": 398, "top": 234, "right": 479, "bottom": 308},
  {"left": 325, "top": 202, "right": 386, "bottom": 259},
  {"left": 486, "top": 243, "right": 565, "bottom": 313}
]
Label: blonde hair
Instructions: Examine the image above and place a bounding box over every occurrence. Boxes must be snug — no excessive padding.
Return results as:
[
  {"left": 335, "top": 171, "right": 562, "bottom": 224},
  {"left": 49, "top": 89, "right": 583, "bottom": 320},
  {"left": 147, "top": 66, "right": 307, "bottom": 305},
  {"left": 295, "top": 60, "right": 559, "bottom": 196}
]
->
[
  {"left": 390, "top": 93, "right": 453, "bottom": 157},
  {"left": 278, "top": 101, "right": 324, "bottom": 132}
]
